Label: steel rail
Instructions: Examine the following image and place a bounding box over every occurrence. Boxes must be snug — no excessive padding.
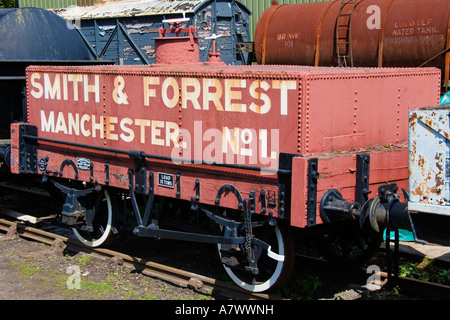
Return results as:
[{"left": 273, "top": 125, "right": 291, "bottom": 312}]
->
[
  {"left": 376, "top": 271, "right": 450, "bottom": 299},
  {"left": 0, "top": 218, "right": 279, "bottom": 300}
]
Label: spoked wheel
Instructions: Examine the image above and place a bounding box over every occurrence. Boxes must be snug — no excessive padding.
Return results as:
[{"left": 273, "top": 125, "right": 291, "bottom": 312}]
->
[
  {"left": 72, "top": 188, "right": 115, "bottom": 248},
  {"left": 314, "top": 219, "right": 383, "bottom": 267},
  {"left": 217, "top": 219, "right": 294, "bottom": 293}
]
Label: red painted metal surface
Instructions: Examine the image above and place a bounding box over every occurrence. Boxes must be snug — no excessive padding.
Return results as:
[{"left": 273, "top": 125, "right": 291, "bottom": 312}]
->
[
  {"left": 154, "top": 25, "right": 202, "bottom": 66},
  {"left": 15, "top": 63, "right": 441, "bottom": 228},
  {"left": 255, "top": 0, "right": 450, "bottom": 76}
]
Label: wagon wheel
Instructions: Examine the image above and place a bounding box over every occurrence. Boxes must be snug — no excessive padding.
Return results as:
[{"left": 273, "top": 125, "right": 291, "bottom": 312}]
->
[
  {"left": 217, "top": 217, "right": 294, "bottom": 293},
  {"left": 72, "top": 189, "right": 115, "bottom": 248},
  {"left": 314, "top": 219, "right": 382, "bottom": 267}
]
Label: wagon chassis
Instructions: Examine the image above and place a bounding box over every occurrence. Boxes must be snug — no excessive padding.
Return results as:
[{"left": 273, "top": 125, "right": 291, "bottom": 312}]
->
[{"left": 13, "top": 118, "right": 423, "bottom": 291}]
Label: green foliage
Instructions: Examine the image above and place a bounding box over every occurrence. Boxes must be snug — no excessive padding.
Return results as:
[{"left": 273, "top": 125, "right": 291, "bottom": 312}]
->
[
  {"left": 399, "top": 262, "right": 430, "bottom": 281},
  {"left": 399, "top": 257, "right": 450, "bottom": 285},
  {"left": 437, "top": 269, "right": 450, "bottom": 286},
  {"left": 278, "top": 274, "right": 322, "bottom": 300},
  {"left": 0, "top": 0, "right": 15, "bottom": 8}
]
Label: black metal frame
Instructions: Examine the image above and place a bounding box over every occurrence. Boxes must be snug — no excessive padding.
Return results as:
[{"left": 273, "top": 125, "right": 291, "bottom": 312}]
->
[
  {"left": 130, "top": 181, "right": 277, "bottom": 275},
  {"left": 355, "top": 153, "right": 371, "bottom": 205},
  {"left": 17, "top": 124, "right": 38, "bottom": 174},
  {"left": 306, "top": 158, "right": 319, "bottom": 226}
]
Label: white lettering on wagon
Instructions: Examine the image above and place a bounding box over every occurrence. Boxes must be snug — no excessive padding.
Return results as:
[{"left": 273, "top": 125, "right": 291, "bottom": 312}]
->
[
  {"left": 31, "top": 73, "right": 297, "bottom": 116},
  {"left": 141, "top": 77, "right": 296, "bottom": 116},
  {"left": 31, "top": 72, "right": 294, "bottom": 172},
  {"left": 40, "top": 110, "right": 181, "bottom": 146},
  {"left": 40, "top": 111, "right": 279, "bottom": 170},
  {"left": 30, "top": 73, "right": 100, "bottom": 103}
]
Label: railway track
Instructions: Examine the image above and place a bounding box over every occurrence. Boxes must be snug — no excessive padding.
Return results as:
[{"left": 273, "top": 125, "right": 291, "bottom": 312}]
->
[
  {"left": 380, "top": 271, "right": 450, "bottom": 299},
  {"left": 0, "top": 216, "right": 280, "bottom": 300},
  {"left": 0, "top": 207, "right": 449, "bottom": 300},
  {"left": 293, "top": 252, "right": 450, "bottom": 300},
  {"left": 373, "top": 251, "right": 450, "bottom": 299}
]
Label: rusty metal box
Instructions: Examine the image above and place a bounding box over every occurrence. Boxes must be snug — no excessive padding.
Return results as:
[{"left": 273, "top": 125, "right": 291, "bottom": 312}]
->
[{"left": 409, "top": 107, "right": 450, "bottom": 216}]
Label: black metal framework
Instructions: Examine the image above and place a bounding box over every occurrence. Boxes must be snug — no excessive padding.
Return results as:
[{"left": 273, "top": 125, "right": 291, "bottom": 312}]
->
[
  {"left": 17, "top": 124, "right": 38, "bottom": 174},
  {"left": 52, "top": 180, "right": 97, "bottom": 226},
  {"left": 306, "top": 158, "right": 319, "bottom": 227},
  {"left": 59, "top": 159, "right": 79, "bottom": 179},
  {"left": 277, "top": 153, "right": 297, "bottom": 220},
  {"left": 132, "top": 192, "right": 278, "bottom": 273},
  {"left": 128, "top": 169, "right": 155, "bottom": 228},
  {"left": 355, "top": 153, "right": 371, "bottom": 205}
]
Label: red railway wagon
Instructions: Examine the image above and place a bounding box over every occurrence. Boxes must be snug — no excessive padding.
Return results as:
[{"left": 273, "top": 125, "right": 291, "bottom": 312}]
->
[{"left": 10, "top": 62, "right": 440, "bottom": 292}]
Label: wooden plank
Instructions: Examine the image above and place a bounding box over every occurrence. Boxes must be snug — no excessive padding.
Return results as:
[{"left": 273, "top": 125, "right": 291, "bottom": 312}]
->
[{"left": 1, "top": 209, "right": 55, "bottom": 224}]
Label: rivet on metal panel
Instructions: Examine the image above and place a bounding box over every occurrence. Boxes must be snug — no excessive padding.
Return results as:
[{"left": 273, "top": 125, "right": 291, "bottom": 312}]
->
[
  {"left": 306, "top": 80, "right": 311, "bottom": 153},
  {"left": 298, "top": 79, "right": 302, "bottom": 153}
]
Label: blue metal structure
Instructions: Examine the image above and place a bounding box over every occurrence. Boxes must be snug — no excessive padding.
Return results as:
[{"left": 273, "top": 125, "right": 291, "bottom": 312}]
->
[{"left": 57, "top": 0, "right": 251, "bottom": 66}]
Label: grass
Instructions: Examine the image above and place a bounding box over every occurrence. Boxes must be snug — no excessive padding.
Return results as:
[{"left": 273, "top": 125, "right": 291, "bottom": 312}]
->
[
  {"left": 9, "top": 254, "right": 126, "bottom": 299},
  {"left": 10, "top": 261, "right": 40, "bottom": 277},
  {"left": 399, "top": 257, "right": 450, "bottom": 285},
  {"left": 75, "top": 255, "right": 92, "bottom": 266},
  {"left": 8, "top": 252, "right": 213, "bottom": 300},
  {"left": 277, "top": 274, "right": 322, "bottom": 300}
]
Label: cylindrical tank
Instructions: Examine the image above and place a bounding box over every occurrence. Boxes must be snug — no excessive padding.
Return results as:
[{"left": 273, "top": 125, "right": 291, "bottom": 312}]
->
[
  {"left": 0, "top": 8, "right": 92, "bottom": 61},
  {"left": 255, "top": 0, "right": 450, "bottom": 73}
]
